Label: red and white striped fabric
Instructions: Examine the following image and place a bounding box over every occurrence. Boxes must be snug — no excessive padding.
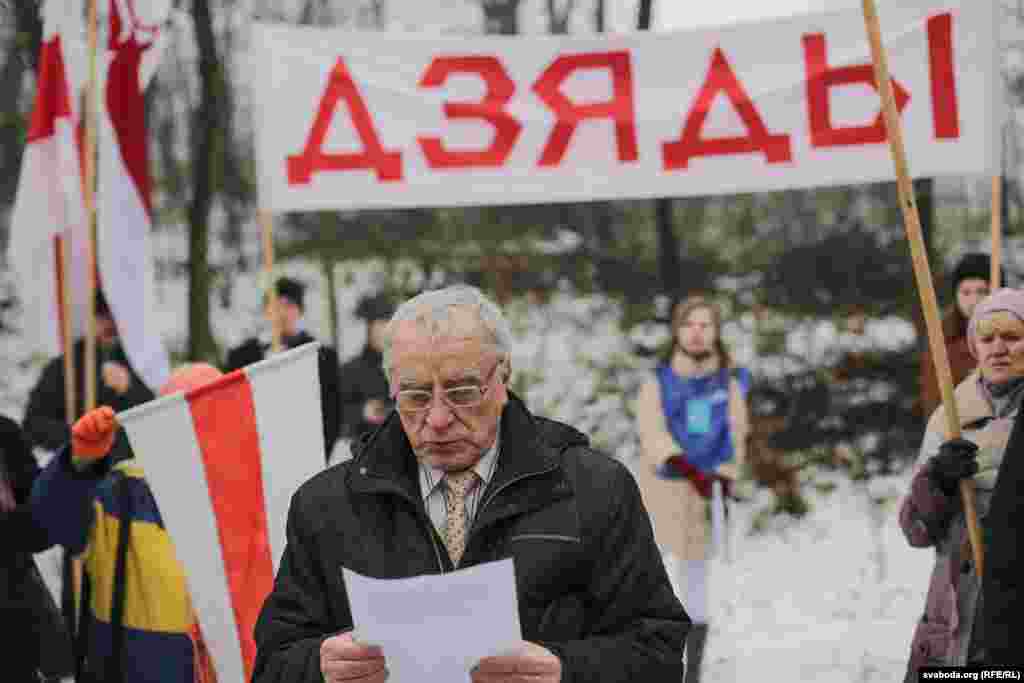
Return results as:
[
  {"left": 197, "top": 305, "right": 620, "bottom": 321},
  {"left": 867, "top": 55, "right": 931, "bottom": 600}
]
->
[
  {"left": 117, "top": 343, "right": 326, "bottom": 683},
  {"left": 98, "top": 0, "right": 170, "bottom": 390},
  {"left": 8, "top": 5, "right": 88, "bottom": 356}
]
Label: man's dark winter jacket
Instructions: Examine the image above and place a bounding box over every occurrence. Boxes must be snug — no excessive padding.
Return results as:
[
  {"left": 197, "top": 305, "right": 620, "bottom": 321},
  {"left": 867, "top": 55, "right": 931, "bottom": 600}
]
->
[
  {"left": 1, "top": 415, "right": 73, "bottom": 682},
  {"left": 225, "top": 331, "right": 342, "bottom": 460},
  {"left": 979, "top": 413, "right": 1024, "bottom": 666},
  {"left": 337, "top": 345, "right": 391, "bottom": 441},
  {"left": 0, "top": 416, "right": 48, "bottom": 554},
  {"left": 253, "top": 394, "right": 689, "bottom": 683},
  {"left": 22, "top": 339, "right": 154, "bottom": 454}
]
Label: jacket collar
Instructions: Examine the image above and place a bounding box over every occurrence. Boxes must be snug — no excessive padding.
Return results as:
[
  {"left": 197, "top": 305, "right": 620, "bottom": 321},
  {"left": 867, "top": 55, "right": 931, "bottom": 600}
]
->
[
  {"left": 927, "top": 371, "right": 995, "bottom": 434},
  {"left": 360, "top": 345, "right": 383, "bottom": 364},
  {"left": 258, "top": 328, "right": 315, "bottom": 349},
  {"left": 348, "top": 393, "right": 566, "bottom": 504}
]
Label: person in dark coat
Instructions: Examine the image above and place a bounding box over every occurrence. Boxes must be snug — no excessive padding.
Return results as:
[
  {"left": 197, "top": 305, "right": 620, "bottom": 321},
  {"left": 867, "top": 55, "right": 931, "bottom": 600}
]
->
[
  {"left": 1, "top": 414, "right": 73, "bottom": 682},
  {"left": 22, "top": 289, "right": 155, "bottom": 455},
  {"left": 977, "top": 395, "right": 1024, "bottom": 666},
  {"left": 253, "top": 285, "right": 689, "bottom": 683},
  {"left": 224, "top": 276, "right": 342, "bottom": 461},
  {"left": 338, "top": 293, "right": 394, "bottom": 442},
  {"left": 21, "top": 289, "right": 155, "bottom": 641}
]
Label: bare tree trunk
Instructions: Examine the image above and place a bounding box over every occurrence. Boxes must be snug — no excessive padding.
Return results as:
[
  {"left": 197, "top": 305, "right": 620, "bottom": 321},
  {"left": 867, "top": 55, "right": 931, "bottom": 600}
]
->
[
  {"left": 546, "top": 0, "right": 576, "bottom": 33},
  {"left": 637, "top": 0, "right": 681, "bottom": 297},
  {"left": 636, "top": 0, "right": 653, "bottom": 32},
  {"left": 656, "top": 199, "right": 681, "bottom": 294},
  {"left": 913, "top": 177, "right": 935, "bottom": 268},
  {"left": 10, "top": 0, "right": 42, "bottom": 71},
  {"left": 322, "top": 252, "right": 340, "bottom": 352},
  {"left": 482, "top": 0, "right": 520, "bottom": 34},
  {"left": 187, "top": 0, "right": 222, "bottom": 363},
  {"left": 365, "top": 0, "right": 387, "bottom": 29},
  {"left": 0, "top": 24, "right": 30, "bottom": 209}
]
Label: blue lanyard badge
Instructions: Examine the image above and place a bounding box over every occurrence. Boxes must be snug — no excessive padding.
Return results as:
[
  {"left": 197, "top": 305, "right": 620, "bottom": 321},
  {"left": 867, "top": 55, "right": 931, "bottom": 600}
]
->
[{"left": 686, "top": 398, "right": 712, "bottom": 435}]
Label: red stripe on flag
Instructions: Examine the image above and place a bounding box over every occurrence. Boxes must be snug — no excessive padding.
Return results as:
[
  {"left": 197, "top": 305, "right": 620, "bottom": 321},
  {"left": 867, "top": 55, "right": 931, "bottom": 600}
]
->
[
  {"left": 187, "top": 371, "right": 275, "bottom": 681},
  {"left": 27, "top": 36, "right": 72, "bottom": 142},
  {"left": 107, "top": 0, "right": 154, "bottom": 215}
]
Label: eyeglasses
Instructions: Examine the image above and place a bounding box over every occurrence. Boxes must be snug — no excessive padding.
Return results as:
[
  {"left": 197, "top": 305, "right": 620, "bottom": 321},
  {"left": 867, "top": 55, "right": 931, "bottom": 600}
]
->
[{"left": 395, "top": 359, "right": 505, "bottom": 414}]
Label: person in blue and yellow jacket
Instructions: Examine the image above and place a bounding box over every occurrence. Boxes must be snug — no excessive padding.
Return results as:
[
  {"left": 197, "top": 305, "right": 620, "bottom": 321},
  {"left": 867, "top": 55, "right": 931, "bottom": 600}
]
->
[{"left": 30, "top": 363, "right": 222, "bottom": 683}]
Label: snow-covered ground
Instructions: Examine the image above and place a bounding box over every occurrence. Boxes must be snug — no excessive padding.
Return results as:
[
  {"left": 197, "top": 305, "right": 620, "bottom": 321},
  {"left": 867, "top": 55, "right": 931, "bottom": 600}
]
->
[
  {"left": 698, "top": 473, "right": 930, "bottom": 682},
  {"left": 2, "top": 260, "right": 934, "bottom": 682}
]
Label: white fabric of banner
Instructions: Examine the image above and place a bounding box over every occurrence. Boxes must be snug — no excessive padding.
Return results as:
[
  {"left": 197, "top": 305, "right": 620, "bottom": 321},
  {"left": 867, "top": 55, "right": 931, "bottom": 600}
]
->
[{"left": 251, "top": 0, "right": 998, "bottom": 212}]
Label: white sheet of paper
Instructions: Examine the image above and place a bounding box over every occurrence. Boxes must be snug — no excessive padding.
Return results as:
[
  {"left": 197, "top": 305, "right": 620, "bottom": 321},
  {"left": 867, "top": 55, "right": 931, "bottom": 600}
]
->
[{"left": 342, "top": 558, "right": 522, "bottom": 682}]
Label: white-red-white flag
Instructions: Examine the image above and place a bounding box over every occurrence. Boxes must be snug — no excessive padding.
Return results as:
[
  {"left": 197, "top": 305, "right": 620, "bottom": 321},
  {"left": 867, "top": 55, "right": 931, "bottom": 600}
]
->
[
  {"left": 97, "top": 0, "right": 170, "bottom": 390},
  {"left": 8, "top": 4, "right": 89, "bottom": 357},
  {"left": 117, "top": 343, "right": 326, "bottom": 683}
]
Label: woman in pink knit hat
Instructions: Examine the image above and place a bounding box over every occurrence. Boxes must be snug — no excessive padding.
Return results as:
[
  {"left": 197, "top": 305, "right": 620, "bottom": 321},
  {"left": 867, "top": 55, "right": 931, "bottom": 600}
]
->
[{"left": 899, "top": 287, "right": 1024, "bottom": 677}]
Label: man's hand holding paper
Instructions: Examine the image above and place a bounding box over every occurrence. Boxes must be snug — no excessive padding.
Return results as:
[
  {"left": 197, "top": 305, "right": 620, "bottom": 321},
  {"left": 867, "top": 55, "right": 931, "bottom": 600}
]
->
[
  {"left": 471, "top": 641, "right": 561, "bottom": 683},
  {"left": 320, "top": 632, "right": 387, "bottom": 683}
]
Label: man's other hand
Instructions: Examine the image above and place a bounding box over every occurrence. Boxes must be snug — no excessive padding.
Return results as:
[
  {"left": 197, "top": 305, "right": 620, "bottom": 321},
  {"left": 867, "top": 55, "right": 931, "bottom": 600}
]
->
[
  {"left": 472, "top": 641, "right": 561, "bottom": 683},
  {"left": 320, "top": 631, "right": 387, "bottom": 683}
]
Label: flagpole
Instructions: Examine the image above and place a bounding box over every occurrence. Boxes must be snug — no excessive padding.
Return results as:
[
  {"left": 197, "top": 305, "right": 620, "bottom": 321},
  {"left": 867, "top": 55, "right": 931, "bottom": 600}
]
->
[
  {"left": 72, "top": 0, "right": 102, "bottom": 636},
  {"left": 992, "top": 175, "right": 1002, "bottom": 289},
  {"left": 862, "top": 0, "right": 984, "bottom": 576},
  {"left": 57, "top": 237, "right": 77, "bottom": 426},
  {"left": 260, "top": 209, "right": 282, "bottom": 353},
  {"left": 83, "top": 0, "right": 100, "bottom": 413},
  {"left": 57, "top": 233, "right": 80, "bottom": 643}
]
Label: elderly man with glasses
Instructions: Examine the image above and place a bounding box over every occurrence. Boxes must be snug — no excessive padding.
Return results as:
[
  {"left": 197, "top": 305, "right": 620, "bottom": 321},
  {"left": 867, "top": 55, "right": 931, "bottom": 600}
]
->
[{"left": 253, "top": 285, "right": 690, "bottom": 683}]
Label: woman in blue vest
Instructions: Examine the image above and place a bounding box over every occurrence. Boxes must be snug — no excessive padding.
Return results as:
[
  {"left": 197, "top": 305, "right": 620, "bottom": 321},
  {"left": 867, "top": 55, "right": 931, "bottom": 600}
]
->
[{"left": 635, "top": 294, "right": 751, "bottom": 683}]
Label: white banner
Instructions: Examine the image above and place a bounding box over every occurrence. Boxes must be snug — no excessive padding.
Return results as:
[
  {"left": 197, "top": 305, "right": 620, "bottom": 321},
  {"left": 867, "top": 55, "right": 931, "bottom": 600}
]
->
[{"left": 251, "top": 1, "right": 998, "bottom": 212}]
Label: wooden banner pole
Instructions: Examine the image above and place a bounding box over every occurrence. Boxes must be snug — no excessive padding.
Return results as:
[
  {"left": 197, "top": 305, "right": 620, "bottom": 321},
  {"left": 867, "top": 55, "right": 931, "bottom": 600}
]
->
[
  {"left": 861, "top": 0, "right": 984, "bottom": 575},
  {"left": 260, "top": 209, "right": 282, "bottom": 353},
  {"left": 58, "top": 237, "right": 77, "bottom": 428},
  {"left": 83, "top": 0, "right": 100, "bottom": 413},
  {"left": 992, "top": 176, "right": 1002, "bottom": 289}
]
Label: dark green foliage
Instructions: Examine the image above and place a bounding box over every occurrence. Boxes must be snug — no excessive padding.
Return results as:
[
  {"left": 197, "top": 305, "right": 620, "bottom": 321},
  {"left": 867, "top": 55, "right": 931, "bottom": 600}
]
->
[{"left": 760, "top": 223, "right": 915, "bottom": 317}]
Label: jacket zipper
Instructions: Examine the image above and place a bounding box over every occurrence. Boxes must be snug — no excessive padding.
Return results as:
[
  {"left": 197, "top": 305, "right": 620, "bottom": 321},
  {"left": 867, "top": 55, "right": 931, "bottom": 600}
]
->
[
  {"left": 358, "top": 470, "right": 447, "bottom": 573},
  {"left": 423, "top": 513, "right": 445, "bottom": 573},
  {"left": 361, "top": 461, "right": 559, "bottom": 571},
  {"left": 471, "top": 464, "right": 558, "bottom": 537}
]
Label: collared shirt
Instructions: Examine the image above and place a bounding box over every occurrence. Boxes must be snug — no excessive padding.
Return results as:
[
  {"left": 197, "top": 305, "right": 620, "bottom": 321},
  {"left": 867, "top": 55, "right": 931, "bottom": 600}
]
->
[{"left": 420, "top": 430, "right": 500, "bottom": 537}]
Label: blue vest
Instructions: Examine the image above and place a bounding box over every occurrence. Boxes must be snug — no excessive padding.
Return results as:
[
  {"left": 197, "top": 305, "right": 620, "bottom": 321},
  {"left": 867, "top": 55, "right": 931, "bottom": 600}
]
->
[{"left": 655, "top": 364, "right": 751, "bottom": 473}]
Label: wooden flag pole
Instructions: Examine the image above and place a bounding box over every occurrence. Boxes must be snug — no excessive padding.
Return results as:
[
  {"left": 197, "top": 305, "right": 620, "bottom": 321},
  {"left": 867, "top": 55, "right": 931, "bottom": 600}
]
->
[
  {"left": 70, "top": 0, "right": 102, "bottom": 632},
  {"left": 58, "top": 237, "right": 77, "bottom": 427},
  {"left": 260, "top": 209, "right": 283, "bottom": 353},
  {"left": 861, "top": 0, "right": 984, "bottom": 576},
  {"left": 83, "top": 0, "right": 100, "bottom": 413},
  {"left": 992, "top": 175, "right": 1002, "bottom": 289}
]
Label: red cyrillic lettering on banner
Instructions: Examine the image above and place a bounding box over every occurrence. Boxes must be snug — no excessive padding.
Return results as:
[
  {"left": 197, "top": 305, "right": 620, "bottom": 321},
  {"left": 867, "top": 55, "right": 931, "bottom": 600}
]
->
[
  {"left": 662, "top": 48, "right": 791, "bottom": 170},
  {"left": 417, "top": 56, "right": 522, "bottom": 168},
  {"left": 803, "top": 33, "right": 910, "bottom": 148},
  {"left": 927, "top": 13, "right": 959, "bottom": 140},
  {"left": 287, "top": 58, "right": 402, "bottom": 184},
  {"left": 532, "top": 51, "right": 638, "bottom": 166}
]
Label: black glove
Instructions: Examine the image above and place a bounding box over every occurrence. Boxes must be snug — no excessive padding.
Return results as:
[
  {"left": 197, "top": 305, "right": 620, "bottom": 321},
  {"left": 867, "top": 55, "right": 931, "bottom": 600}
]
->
[{"left": 927, "top": 437, "right": 980, "bottom": 496}]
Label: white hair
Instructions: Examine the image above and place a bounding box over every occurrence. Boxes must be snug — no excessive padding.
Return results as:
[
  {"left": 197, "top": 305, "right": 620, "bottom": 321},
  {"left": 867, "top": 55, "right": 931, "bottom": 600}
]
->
[{"left": 381, "top": 285, "right": 514, "bottom": 386}]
